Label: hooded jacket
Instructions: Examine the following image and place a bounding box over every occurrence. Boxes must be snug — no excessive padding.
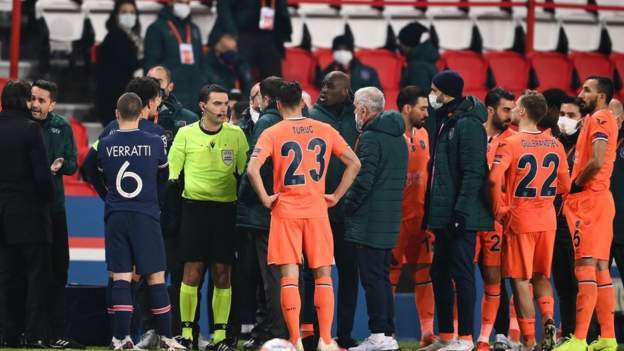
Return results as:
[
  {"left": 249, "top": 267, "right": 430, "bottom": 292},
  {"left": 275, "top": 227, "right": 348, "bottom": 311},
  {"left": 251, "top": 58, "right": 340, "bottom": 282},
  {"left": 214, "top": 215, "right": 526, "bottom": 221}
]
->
[
  {"left": 236, "top": 105, "right": 281, "bottom": 231},
  {"left": 144, "top": 7, "right": 204, "bottom": 111},
  {"left": 38, "top": 112, "right": 77, "bottom": 213},
  {"left": 343, "top": 111, "right": 408, "bottom": 249},
  {"left": 157, "top": 93, "right": 199, "bottom": 150},
  {"left": 400, "top": 40, "right": 440, "bottom": 91},
  {"left": 425, "top": 96, "right": 494, "bottom": 231},
  {"left": 203, "top": 50, "right": 252, "bottom": 97},
  {"left": 309, "top": 102, "right": 358, "bottom": 223}
]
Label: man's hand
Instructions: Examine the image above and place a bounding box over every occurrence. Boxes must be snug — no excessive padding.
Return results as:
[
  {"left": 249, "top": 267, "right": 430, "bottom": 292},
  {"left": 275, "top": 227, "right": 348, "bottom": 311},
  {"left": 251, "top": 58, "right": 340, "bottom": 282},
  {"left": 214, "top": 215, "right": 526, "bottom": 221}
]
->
[
  {"left": 324, "top": 193, "right": 340, "bottom": 208},
  {"left": 50, "top": 158, "right": 64, "bottom": 173},
  {"left": 495, "top": 205, "right": 510, "bottom": 224},
  {"left": 447, "top": 212, "right": 466, "bottom": 236},
  {"left": 261, "top": 193, "right": 279, "bottom": 209}
]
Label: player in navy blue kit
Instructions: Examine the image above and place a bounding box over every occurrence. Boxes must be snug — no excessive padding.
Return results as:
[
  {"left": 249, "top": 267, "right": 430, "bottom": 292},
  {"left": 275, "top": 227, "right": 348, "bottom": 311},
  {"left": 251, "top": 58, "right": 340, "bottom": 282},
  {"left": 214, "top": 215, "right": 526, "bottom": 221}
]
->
[{"left": 97, "top": 93, "right": 186, "bottom": 351}]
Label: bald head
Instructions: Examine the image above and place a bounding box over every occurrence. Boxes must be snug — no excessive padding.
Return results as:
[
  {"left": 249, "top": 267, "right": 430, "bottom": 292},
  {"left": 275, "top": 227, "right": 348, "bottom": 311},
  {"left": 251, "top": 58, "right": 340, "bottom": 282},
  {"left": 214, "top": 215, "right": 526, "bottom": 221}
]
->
[
  {"left": 319, "top": 71, "right": 351, "bottom": 108},
  {"left": 147, "top": 65, "right": 173, "bottom": 98},
  {"left": 609, "top": 98, "right": 623, "bottom": 129}
]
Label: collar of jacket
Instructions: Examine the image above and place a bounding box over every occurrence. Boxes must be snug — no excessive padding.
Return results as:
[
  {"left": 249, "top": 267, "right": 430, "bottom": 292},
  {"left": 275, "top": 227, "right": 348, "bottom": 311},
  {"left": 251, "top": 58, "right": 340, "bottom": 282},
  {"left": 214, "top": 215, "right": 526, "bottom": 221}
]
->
[
  {"left": 314, "top": 101, "right": 353, "bottom": 120},
  {"left": 159, "top": 94, "right": 183, "bottom": 118},
  {"left": 0, "top": 109, "right": 32, "bottom": 119}
]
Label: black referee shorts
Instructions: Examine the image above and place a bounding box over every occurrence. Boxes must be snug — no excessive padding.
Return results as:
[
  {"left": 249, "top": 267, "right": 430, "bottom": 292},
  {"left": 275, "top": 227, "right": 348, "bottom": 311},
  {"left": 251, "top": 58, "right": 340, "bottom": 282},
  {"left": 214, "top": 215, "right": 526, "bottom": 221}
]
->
[{"left": 178, "top": 199, "right": 236, "bottom": 264}]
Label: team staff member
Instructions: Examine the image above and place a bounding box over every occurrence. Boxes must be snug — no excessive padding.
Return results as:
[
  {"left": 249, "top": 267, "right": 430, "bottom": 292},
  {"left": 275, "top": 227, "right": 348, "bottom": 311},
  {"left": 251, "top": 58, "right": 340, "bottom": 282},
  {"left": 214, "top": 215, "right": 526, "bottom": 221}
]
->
[
  {"left": 144, "top": 0, "right": 204, "bottom": 111},
  {"left": 389, "top": 86, "right": 434, "bottom": 347},
  {"left": 236, "top": 77, "right": 287, "bottom": 349},
  {"left": 29, "top": 80, "right": 83, "bottom": 350},
  {"left": 169, "top": 84, "right": 249, "bottom": 350},
  {"left": 246, "top": 80, "right": 360, "bottom": 351},
  {"left": 422, "top": 70, "right": 493, "bottom": 351},
  {"left": 308, "top": 71, "right": 359, "bottom": 349},
  {"left": 489, "top": 91, "right": 570, "bottom": 351},
  {"left": 556, "top": 77, "right": 618, "bottom": 351},
  {"left": 0, "top": 80, "right": 53, "bottom": 348},
  {"left": 345, "top": 88, "right": 407, "bottom": 351},
  {"left": 476, "top": 88, "right": 516, "bottom": 351}
]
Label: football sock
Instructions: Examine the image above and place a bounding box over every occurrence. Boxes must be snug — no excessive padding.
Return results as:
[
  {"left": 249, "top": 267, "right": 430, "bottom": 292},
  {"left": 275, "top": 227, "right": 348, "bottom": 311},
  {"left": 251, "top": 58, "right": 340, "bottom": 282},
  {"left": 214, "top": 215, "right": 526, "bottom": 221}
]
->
[
  {"left": 518, "top": 318, "right": 536, "bottom": 346},
  {"left": 111, "top": 280, "right": 133, "bottom": 340},
  {"left": 536, "top": 296, "right": 554, "bottom": 322},
  {"left": 281, "top": 277, "right": 301, "bottom": 345},
  {"left": 149, "top": 283, "right": 172, "bottom": 338},
  {"left": 212, "top": 287, "right": 232, "bottom": 343},
  {"left": 596, "top": 269, "right": 615, "bottom": 338},
  {"left": 439, "top": 333, "right": 454, "bottom": 342},
  {"left": 180, "top": 283, "right": 198, "bottom": 340},
  {"left": 574, "top": 265, "right": 597, "bottom": 340},
  {"left": 314, "top": 277, "right": 334, "bottom": 344},
  {"left": 479, "top": 283, "right": 501, "bottom": 343},
  {"left": 509, "top": 297, "right": 521, "bottom": 343},
  {"left": 301, "top": 324, "right": 315, "bottom": 339},
  {"left": 106, "top": 278, "right": 114, "bottom": 331},
  {"left": 413, "top": 268, "right": 434, "bottom": 337}
]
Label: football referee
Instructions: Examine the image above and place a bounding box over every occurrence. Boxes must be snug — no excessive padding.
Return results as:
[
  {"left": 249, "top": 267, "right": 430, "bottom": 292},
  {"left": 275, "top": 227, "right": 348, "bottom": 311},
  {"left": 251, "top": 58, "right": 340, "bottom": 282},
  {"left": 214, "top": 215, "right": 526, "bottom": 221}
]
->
[{"left": 168, "top": 84, "right": 249, "bottom": 350}]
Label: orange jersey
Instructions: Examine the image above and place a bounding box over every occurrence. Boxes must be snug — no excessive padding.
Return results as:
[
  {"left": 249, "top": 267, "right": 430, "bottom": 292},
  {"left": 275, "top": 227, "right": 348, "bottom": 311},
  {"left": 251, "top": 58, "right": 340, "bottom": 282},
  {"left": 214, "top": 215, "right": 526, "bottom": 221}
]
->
[
  {"left": 486, "top": 128, "right": 517, "bottom": 168},
  {"left": 401, "top": 127, "right": 430, "bottom": 221},
  {"left": 571, "top": 109, "right": 618, "bottom": 192},
  {"left": 490, "top": 131, "right": 571, "bottom": 233},
  {"left": 252, "top": 117, "right": 350, "bottom": 219}
]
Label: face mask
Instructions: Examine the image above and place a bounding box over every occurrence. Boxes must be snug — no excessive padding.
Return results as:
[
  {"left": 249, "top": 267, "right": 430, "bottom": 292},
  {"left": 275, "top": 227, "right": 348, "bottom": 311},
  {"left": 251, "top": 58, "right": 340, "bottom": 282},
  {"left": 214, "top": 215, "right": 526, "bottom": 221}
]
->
[
  {"left": 172, "top": 3, "right": 191, "bottom": 20},
  {"left": 333, "top": 50, "right": 353, "bottom": 67},
  {"left": 118, "top": 13, "right": 136, "bottom": 30},
  {"left": 220, "top": 50, "right": 238, "bottom": 65},
  {"left": 429, "top": 93, "right": 443, "bottom": 110},
  {"left": 557, "top": 116, "right": 579, "bottom": 136},
  {"left": 250, "top": 108, "right": 260, "bottom": 123}
]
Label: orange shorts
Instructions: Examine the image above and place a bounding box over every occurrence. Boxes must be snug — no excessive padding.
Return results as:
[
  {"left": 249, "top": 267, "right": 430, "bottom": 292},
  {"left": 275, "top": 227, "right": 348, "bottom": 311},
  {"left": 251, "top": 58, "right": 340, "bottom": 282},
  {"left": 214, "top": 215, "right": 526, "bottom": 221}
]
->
[
  {"left": 502, "top": 229, "right": 555, "bottom": 279},
  {"left": 475, "top": 221, "right": 503, "bottom": 266},
  {"left": 564, "top": 190, "right": 615, "bottom": 261},
  {"left": 267, "top": 216, "right": 334, "bottom": 269},
  {"left": 391, "top": 218, "right": 434, "bottom": 266}
]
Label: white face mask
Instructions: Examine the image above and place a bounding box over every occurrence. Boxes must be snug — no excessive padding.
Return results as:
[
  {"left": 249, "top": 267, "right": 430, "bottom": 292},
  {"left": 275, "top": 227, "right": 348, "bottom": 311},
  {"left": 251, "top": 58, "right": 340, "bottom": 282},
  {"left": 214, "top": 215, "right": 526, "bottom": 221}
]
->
[
  {"left": 250, "top": 108, "right": 260, "bottom": 123},
  {"left": 118, "top": 13, "right": 136, "bottom": 30},
  {"left": 557, "top": 116, "right": 579, "bottom": 136},
  {"left": 173, "top": 3, "right": 191, "bottom": 20},
  {"left": 429, "top": 93, "right": 443, "bottom": 110},
  {"left": 333, "top": 50, "right": 353, "bottom": 67}
]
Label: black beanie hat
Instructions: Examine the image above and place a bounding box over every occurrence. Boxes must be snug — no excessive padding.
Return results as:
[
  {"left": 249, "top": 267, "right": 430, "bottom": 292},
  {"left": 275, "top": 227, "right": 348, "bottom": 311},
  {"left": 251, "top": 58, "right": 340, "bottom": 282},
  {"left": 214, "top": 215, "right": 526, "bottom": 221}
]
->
[
  {"left": 332, "top": 35, "right": 355, "bottom": 52},
  {"left": 398, "top": 22, "right": 428, "bottom": 47},
  {"left": 432, "top": 70, "right": 464, "bottom": 98}
]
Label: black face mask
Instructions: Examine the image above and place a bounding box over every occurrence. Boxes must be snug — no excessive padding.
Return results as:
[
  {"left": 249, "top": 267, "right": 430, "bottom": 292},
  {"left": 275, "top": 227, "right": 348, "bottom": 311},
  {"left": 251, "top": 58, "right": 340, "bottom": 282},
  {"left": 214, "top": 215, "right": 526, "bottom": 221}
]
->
[{"left": 220, "top": 50, "right": 238, "bottom": 65}]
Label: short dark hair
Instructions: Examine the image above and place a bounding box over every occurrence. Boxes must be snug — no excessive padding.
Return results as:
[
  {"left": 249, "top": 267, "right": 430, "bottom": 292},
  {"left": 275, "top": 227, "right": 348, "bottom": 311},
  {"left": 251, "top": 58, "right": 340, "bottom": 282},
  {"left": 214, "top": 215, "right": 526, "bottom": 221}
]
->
[
  {"left": 199, "top": 84, "right": 229, "bottom": 102},
  {"left": 233, "top": 100, "right": 249, "bottom": 118},
  {"left": 587, "top": 75, "right": 614, "bottom": 104},
  {"left": 561, "top": 95, "right": 582, "bottom": 107},
  {"left": 260, "top": 76, "right": 284, "bottom": 102},
  {"left": 116, "top": 92, "right": 143, "bottom": 121},
  {"left": 148, "top": 65, "right": 172, "bottom": 83},
  {"left": 485, "top": 87, "right": 515, "bottom": 109},
  {"left": 542, "top": 88, "right": 567, "bottom": 111},
  {"left": 520, "top": 90, "right": 548, "bottom": 123},
  {"left": 125, "top": 77, "right": 160, "bottom": 108},
  {"left": 277, "top": 81, "right": 303, "bottom": 109},
  {"left": 32, "top": 79, "right": 58, "bottom": 101},
  {"left": 396, "top": 86, "right": 428, "bottom": 111},
  {"left": 1, "top": 80, "right": 32, "bottom": 111}
]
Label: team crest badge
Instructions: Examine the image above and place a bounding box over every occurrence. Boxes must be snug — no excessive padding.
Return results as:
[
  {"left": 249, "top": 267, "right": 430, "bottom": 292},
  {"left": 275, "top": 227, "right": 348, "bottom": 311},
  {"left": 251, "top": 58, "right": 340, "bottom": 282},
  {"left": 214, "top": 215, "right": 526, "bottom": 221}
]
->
[
  {"left": 619, "top": 147, "right": 624, "bottom": 159},
  {"left": 222, "top": 149, "right": 234, "bottom": 165},
  {"left": 419, "top": 140, "right": 426, "bottom": 149}
]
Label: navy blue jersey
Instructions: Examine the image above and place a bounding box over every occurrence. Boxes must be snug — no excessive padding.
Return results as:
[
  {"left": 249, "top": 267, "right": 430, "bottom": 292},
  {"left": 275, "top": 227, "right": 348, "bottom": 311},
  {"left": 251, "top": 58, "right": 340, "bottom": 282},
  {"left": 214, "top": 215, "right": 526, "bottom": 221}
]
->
[
  {"left": 100, "top": 119, "right": 168, "bottom": 150},
  {"left": 97, "top": 129, "right": 168, "bottom": 220}
]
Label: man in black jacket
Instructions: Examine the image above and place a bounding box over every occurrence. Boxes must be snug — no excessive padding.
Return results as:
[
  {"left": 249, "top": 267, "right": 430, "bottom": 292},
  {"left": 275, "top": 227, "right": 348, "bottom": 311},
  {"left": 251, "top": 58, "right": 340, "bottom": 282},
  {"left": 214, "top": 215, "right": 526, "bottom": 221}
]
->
[{"left": 0, "top": 80, "right": 54, "bottom": 348}]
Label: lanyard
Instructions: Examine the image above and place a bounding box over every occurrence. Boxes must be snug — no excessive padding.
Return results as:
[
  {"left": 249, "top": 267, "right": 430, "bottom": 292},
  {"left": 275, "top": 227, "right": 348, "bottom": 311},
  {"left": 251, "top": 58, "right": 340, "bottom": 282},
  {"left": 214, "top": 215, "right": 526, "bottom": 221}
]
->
[
  {"left": 261, "top": 0, "right": 276, "bottom": 7},
  {"left": 166, "top": 20, "right": 191, "bottom": 44}
]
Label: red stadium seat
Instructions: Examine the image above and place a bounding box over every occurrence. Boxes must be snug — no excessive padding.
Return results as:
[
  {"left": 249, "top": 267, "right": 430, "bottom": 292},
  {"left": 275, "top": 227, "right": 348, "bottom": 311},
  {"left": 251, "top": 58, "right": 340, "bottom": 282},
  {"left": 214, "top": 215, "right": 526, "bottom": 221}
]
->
[
  {"left": 440, "top": 50, "right": 489, "bottom": 101},
  {"left": 611, "top": 53, "right": 624, "bottom": 99},
  {"left": 355, "top": 49, "right": 405, "bottom": 92},
  {"left": 385, "top": 88, "right": 399, "bottom": 111},
  {"left": 282, "top": 48, "right": 318, "bottom": 89},
  {"left": 314, "top": 48, "right": 334, "bottom": 71},
  {"left": 484, "top": 51, "right": 530, "bottom": 96},
  {"left": 528, "top": 52, "right": 574, "bottom": 95},
  {"left": 0, "top": 77, "right": 7, "bottom": 110},
  {"left": 63, "top": 117, "right": 97, "bottom": 196},
  {"left": 69, "top": 117, "right": 90, "bottom": 166},
  {"left": 569, "top": 52, "right": 615, "bottom": 85}
]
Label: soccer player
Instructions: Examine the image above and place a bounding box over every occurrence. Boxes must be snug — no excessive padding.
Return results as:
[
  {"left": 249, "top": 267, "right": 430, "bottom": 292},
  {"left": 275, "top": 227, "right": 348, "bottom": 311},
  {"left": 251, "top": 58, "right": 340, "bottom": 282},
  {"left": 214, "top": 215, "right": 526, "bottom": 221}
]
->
[
  {"left": 168, "top": 84, "right": 249, "bottom": 350},
  {"left": 97, "top": 92, "right": 184, "bottom": 351},
  {"left": 389, "top": 86, "right": 435, "bottom": 346},
  {"left": 246, "top": 81, "right": 361, "bottom": 351},
  {"left": 489, "top": 91, "right": 571, "bottom": 351},
  {"left": 476, "top": 88, "right": 516, "bottom": 351},
  {"left": 555, "top": 77, "right": 618, "bottom": 351}
]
